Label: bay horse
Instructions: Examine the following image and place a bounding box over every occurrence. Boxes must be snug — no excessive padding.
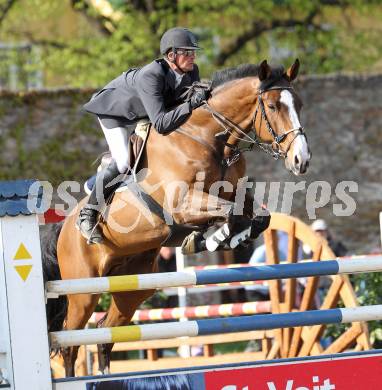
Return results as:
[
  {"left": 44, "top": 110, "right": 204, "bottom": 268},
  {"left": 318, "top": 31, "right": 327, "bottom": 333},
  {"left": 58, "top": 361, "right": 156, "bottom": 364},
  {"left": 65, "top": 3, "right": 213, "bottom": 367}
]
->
[{"left": 43, "top": 59, "right": 311, "bottom": 377}]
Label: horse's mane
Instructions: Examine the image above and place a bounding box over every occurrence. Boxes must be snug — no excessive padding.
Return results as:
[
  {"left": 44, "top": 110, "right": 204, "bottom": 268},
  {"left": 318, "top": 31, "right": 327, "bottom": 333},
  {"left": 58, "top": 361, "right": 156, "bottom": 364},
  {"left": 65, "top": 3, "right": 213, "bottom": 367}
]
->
[{"left": 211, "top": 63, "right": 285, "bottom": 90}]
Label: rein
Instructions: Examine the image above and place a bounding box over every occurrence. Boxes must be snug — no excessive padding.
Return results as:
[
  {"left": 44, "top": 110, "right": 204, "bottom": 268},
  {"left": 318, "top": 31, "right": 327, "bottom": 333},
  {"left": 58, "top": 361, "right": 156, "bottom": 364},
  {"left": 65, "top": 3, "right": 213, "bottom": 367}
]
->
[
  {"left": 175, "top": 82, "right": 307, "bottom": 174},
  {"left": 175, "top": 127, "right": 223, "bottom": 163},
  {"left": 206, "top": 85, "right": 306, "bottom": 160},
  {"left": 176, "top": 81, "right": 247, "bottom": 170}
]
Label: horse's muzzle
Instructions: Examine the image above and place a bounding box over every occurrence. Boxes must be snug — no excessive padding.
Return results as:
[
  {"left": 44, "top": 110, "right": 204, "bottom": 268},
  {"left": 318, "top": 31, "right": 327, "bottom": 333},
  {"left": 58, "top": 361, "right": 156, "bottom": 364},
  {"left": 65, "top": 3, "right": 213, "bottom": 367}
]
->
[{"left": 286, "top": 148, "right": 311, "bottom": 175}]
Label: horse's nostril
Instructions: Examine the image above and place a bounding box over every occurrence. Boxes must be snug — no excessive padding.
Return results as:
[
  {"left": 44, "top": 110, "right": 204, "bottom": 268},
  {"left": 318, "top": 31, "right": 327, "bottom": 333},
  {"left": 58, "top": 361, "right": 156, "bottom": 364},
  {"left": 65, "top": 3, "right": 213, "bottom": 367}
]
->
[
  {"left": 294, "top": 155, "right": 300, "bottom": 166},
  {"left": 306, "top": 160, "right": 310, "bottom": 168}
]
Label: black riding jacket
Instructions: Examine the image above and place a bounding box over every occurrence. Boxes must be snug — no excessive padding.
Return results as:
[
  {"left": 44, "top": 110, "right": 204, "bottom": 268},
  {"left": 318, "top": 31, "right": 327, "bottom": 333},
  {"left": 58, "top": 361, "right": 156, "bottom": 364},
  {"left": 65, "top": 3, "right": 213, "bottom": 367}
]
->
[{"left": 83, "top": 59, "right": 200, "bottom": 133}]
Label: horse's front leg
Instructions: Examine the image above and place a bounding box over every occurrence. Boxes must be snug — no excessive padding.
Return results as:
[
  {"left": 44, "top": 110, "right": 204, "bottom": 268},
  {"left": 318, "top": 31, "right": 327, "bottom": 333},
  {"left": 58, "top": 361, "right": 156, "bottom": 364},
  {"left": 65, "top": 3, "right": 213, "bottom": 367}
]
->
[
  {"left": 243, "top": 189, "right": 256, "bottom": 218},
  {"left": 175, "top": 189, "right": 244, "bottom": 253},
  {"left": 175, "top": 189, "right": 234, "bottom": 225},
  {"left": 172, "top": 189, "right": 233, "bottom": 253},
  {"left": 180, "top": 189, "right": 270, "bottom": 252},
  {"left": 229, "top": 190, "right": 271, "bottom": 247}
]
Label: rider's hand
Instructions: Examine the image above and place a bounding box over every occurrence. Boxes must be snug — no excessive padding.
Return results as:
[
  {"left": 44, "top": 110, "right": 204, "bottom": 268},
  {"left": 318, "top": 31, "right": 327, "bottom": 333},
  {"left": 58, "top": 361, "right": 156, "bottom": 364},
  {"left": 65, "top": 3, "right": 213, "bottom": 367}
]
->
[{"left": 190, "top": 89, "right": 209, "bottom": 109}]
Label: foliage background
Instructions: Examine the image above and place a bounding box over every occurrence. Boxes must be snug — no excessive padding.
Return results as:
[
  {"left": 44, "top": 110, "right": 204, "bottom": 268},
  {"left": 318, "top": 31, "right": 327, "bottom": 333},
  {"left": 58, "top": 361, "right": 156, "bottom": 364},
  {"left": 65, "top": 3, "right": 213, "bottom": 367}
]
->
[{"left": 1, "top": 0, "right": 382, "bottom": 88}]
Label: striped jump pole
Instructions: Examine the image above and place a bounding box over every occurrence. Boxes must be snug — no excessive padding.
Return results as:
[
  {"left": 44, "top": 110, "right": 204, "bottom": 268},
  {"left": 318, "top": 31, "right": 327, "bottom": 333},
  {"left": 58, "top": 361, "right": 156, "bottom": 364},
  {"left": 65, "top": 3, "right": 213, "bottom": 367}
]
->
[
  {"left": 50, "top": 304, "right": 382, "bottom": 348},
  {"left": 46, "top": 255, "right": 382, "bottom": 297},
  {"left": 91, "top": 301, "right": 271, "bottom": 323}
]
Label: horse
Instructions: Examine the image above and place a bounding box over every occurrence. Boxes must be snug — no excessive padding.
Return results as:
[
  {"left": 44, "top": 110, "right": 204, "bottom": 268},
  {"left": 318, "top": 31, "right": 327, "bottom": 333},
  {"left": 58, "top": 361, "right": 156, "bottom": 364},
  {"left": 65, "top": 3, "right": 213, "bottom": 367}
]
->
[{"left": 43, "top": 59, "right": 311, "bottom": 377}]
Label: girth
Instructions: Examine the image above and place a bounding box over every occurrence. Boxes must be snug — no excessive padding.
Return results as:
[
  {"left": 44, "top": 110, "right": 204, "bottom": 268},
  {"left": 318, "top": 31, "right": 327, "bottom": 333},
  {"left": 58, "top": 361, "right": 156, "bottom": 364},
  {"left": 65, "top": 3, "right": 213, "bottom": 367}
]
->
[{"left": 126, "top": 179, "right": 204, "bottom": 247}]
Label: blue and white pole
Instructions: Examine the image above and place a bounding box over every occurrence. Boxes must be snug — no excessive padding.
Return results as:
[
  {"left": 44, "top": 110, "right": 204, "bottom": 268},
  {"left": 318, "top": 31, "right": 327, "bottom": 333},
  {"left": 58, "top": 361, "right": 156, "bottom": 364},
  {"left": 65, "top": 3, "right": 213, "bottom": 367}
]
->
[
  {"left": 50, "top": 304, "right": 382, "bottom": 348},
  {"left": 46, "top": 255, "right": 382, "bottom": 297}
]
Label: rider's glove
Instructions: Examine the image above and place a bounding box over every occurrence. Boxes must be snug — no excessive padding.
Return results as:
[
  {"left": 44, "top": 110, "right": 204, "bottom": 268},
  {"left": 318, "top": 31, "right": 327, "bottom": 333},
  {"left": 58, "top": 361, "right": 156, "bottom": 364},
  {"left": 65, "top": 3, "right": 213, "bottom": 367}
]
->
[{"left": 190, "top": 89, "right": 209, "bottom": 109}]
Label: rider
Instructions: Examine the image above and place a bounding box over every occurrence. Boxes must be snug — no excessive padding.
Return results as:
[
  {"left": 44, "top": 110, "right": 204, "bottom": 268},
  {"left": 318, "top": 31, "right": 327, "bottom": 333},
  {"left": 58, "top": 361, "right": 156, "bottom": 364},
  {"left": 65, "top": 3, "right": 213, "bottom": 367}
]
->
[{"left": 78, "top": 27, "right": 209, "bottom": 244}]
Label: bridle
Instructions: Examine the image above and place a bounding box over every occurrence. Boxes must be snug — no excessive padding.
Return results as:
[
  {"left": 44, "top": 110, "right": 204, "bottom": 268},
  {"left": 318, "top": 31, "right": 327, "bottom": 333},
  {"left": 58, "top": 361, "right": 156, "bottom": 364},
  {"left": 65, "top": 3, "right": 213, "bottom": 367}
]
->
[
  {"left": 252, "top": 86, "right": 307, "bottom": 159},
  {"left": 176, "top": 83, "right": 307, "bottom": 168}
]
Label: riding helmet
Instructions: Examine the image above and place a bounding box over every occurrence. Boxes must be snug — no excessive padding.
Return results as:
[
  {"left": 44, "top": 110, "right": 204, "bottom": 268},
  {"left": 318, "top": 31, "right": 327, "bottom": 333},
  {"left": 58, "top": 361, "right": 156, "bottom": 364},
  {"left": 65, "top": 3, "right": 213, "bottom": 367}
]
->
[{"left": 160, "top": 27, "right": 201, "bottom": 55}]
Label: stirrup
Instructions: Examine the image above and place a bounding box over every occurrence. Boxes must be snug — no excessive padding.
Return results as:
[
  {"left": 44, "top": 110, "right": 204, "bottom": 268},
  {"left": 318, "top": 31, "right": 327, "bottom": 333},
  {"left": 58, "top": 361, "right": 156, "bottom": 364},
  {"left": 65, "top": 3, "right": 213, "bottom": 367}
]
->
[{"left": 76, "top": 209, "right": 103, "bottom": 244}]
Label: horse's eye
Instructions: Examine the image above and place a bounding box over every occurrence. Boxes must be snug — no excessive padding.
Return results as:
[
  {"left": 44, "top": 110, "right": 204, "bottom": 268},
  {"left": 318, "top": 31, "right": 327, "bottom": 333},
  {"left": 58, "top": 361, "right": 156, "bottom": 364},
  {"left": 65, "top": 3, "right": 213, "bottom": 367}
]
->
[{"left": 268, "top": 103, "right": 276, "bottom": 111}]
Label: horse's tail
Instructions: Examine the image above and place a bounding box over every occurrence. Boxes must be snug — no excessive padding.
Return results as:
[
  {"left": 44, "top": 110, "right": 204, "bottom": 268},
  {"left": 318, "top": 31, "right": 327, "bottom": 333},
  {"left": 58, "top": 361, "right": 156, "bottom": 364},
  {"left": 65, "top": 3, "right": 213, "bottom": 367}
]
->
[{"left": 41, "top": 221, "right": 68, "bottom": 334}]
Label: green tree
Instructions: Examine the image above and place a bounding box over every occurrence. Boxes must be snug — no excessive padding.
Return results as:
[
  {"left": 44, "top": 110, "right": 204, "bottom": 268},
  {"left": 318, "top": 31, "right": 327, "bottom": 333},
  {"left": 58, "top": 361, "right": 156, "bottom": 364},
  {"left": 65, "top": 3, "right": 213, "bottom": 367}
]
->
[
  {"left": 354, "top": 272, "right": 382, "bottom": 348},
  {"left": 0, "top": 0, "right": 381, "bottom": 87}
]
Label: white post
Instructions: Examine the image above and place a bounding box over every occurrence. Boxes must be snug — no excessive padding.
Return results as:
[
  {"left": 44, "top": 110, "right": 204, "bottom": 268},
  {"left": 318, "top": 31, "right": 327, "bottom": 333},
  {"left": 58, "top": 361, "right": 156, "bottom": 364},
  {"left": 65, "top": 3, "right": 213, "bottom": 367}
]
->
[
  {"left": 0, "top": 237, "right": 10, "bottom": 387},
  {"left": 175, "top": 247, "right": 191, "bottom": 358},
  {"left": 380, "top": 212, "right": 382, "bottom": 250},
  {"left": 0, "top": 213, "right": 52, "bottom": 389}
]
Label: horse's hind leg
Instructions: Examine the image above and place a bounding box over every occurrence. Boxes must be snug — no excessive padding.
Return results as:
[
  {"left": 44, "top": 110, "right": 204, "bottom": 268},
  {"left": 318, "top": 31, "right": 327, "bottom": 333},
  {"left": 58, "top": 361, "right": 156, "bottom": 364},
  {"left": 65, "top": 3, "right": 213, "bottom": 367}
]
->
[
  {"left": 96, "top": 249, "right": 158, "bottom": 374},
  {"left": 62, "top": 293, "right": 100, "bottom": 377},
  {"left": 96, "top": 289, "right": 155, "bottom": 374}
]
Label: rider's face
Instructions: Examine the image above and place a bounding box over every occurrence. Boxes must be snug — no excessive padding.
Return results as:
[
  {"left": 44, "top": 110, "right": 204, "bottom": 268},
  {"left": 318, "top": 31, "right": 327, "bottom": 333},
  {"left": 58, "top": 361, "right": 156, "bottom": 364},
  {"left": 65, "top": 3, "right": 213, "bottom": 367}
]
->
[{"left": 172, "top": 49, "right": 196, "bottom": 72}]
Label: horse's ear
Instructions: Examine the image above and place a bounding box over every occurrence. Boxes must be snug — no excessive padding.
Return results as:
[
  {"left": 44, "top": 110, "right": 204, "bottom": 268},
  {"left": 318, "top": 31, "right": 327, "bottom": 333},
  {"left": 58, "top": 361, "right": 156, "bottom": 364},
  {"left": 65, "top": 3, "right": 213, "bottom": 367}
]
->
[
  {"left": 286, "top": 58, "right": 300, "bottom": 82},
  {"left": 258, "top": 60, "right": 272, "bottom": 81}
]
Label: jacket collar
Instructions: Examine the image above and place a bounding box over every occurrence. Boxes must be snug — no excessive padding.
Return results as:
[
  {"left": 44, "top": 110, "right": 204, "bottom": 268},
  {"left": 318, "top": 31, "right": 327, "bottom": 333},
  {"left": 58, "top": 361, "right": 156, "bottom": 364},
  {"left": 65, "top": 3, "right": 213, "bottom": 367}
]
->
[{"left": 156, "top": 58, "right": 192, "bottom": 90}]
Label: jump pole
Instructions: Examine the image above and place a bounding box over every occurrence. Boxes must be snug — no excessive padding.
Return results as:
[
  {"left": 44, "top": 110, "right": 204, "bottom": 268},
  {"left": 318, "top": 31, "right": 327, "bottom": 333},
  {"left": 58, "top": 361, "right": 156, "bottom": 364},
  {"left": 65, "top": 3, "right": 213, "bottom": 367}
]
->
[
  {"left": 46, "top": 255, "right": 382, "bottom": 296},
  {"left": 50, "top": 304, "right": 382, "bottom": 348},
  {"left": 0, "top": 180, "right": 52, "bottom": 390},
  {"left": 88, "top": 301, "right": 272, "bottom": 323}
]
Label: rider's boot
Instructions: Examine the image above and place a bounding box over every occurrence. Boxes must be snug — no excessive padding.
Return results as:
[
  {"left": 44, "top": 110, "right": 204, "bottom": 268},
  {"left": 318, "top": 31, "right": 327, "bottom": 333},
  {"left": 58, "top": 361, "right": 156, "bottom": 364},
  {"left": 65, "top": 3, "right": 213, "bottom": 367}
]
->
[{"left": 76, "top": 160, "right": 121, "bottom": 244}]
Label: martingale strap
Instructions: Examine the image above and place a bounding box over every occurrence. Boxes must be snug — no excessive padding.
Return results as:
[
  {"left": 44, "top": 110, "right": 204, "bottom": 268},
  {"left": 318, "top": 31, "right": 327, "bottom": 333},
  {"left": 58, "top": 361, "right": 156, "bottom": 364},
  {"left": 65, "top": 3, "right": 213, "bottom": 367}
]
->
[{"left": 126, "top": 180, "right": 173, "bottom": 224}]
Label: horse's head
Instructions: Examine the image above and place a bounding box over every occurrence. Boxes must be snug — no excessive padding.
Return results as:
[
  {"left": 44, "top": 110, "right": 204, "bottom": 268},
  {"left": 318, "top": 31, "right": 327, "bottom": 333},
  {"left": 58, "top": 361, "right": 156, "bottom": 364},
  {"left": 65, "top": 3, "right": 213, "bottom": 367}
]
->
[
  {"left": 253, "top": 59, "right": 311, "bottom": 175},
  {"left": 190, "top": 60, "right": 311, "bottom": 175}
]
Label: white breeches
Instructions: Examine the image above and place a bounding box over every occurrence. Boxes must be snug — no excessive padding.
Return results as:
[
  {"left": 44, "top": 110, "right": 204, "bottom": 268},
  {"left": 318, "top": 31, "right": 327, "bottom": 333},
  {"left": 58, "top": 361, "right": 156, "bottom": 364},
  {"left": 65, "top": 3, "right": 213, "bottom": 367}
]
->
[{"left": 98, "top": 119, "right": 130, "bottom": 173}]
